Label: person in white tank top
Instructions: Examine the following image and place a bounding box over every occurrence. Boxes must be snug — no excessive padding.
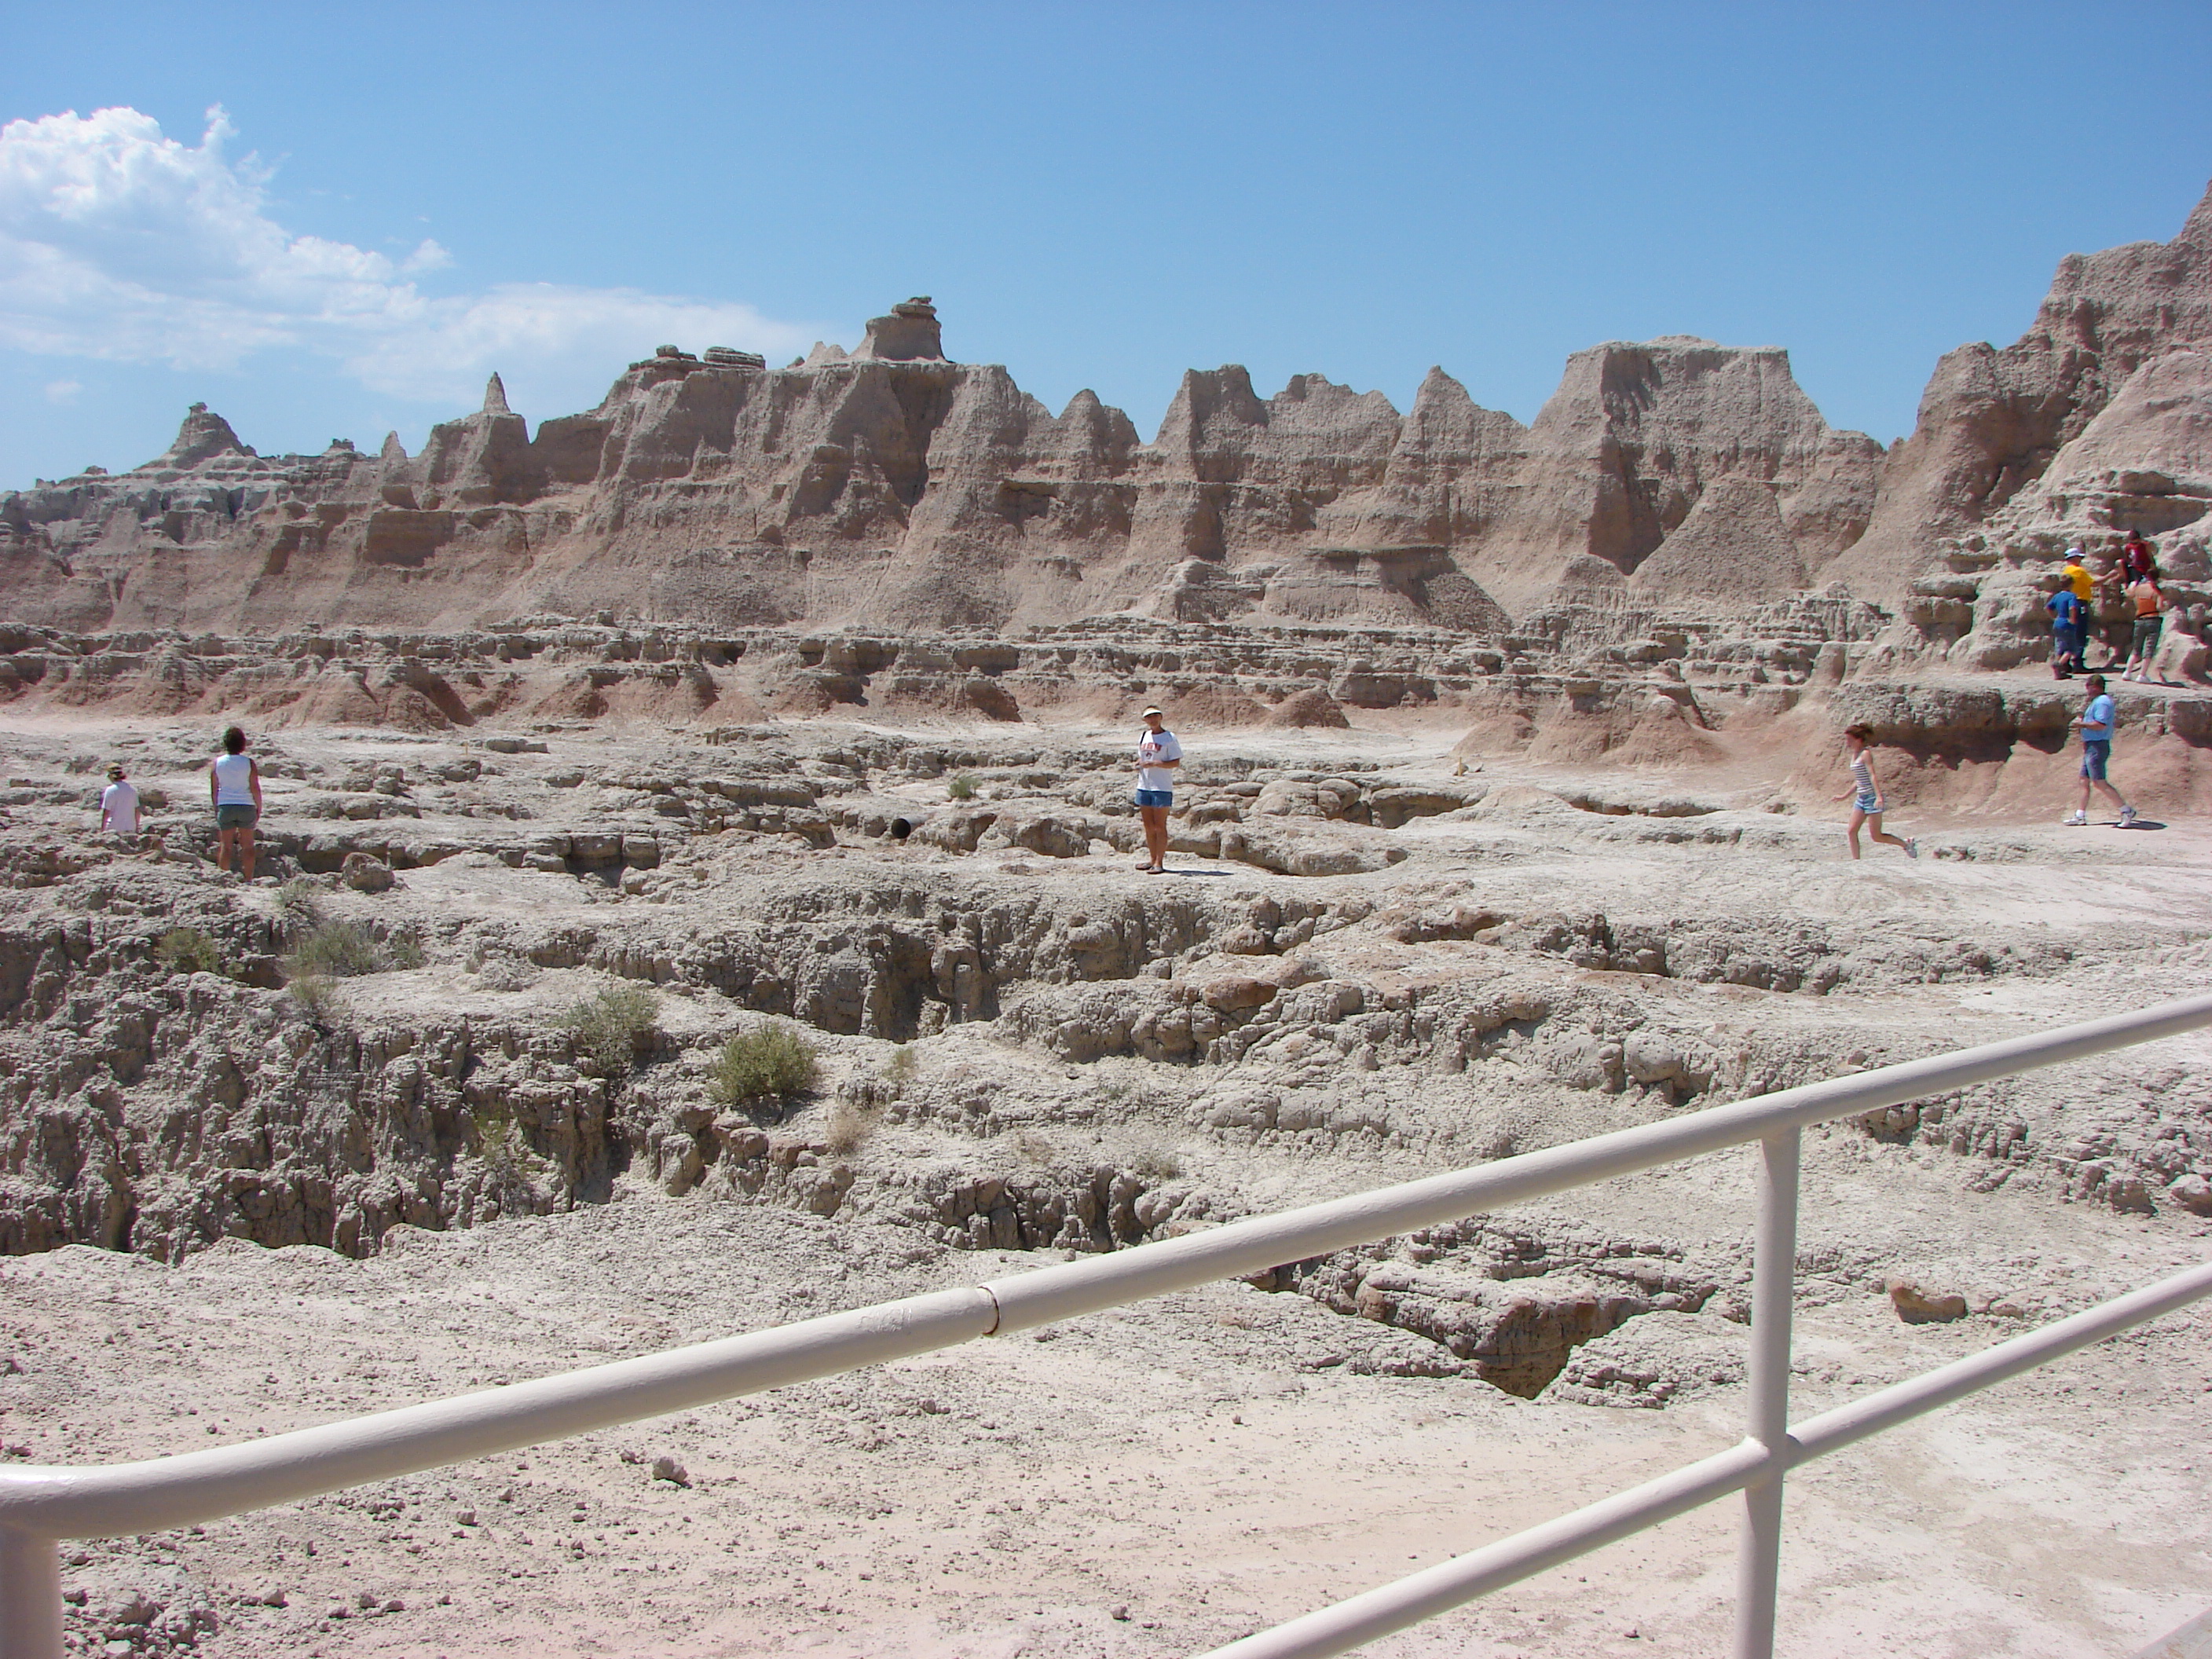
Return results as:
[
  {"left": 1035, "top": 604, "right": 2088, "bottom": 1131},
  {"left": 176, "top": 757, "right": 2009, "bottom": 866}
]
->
[
  {"left": 1828, "top": 723, "right": 1917, "bottom": 861},
  {"left": 210, "top": 726, "right": 263, "bottom": 878}
]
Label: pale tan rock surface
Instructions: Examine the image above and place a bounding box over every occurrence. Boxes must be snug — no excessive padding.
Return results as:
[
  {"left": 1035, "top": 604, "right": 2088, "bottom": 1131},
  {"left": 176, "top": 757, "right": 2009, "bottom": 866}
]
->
[
  {"left": 0, "top": 698, "right": 2209, "bottom": 1655},
  {"left": 7, "top": 186, "right": 2212, "bottom": 1659},
  {"left": 9, "top": 184, "right": 2211, "bottom": 642},
  {"left": 1837, "top": 179, "right": 2212, "bottom": 600}
]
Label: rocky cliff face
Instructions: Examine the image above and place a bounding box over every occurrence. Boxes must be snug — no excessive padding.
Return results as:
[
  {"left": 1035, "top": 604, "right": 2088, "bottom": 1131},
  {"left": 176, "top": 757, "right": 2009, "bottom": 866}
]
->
[
  {"left": 0, "top": 317, "right": 1880, "bottom": 638},
  {"left": 9, "top": 185, "right": 2211, "bottom": 635},
  {"left": 1837, "top": 180, "right": 2212, "bottom": 599}
]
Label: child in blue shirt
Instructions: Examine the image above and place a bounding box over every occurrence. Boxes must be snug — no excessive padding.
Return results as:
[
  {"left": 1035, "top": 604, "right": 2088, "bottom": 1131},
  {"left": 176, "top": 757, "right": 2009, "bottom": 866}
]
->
[
  {"left": 2063, "top": 676, "right": 2137, "bottom": 826},
  {"left": 2045, "top": 586, "right": 2086, "bottom": 678}
]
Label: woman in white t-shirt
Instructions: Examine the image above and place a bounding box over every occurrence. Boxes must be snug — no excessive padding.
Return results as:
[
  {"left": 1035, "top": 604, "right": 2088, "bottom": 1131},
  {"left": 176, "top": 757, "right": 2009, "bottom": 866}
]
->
[
  {"left": 1133, "top": 706, "right": 1182, "bottom": 874},
  {"left": 210, "top": 726, "right": 263, "bottom": 879},
  {"left": 99, "top": 764, "right": 141, "bottom": 842}
]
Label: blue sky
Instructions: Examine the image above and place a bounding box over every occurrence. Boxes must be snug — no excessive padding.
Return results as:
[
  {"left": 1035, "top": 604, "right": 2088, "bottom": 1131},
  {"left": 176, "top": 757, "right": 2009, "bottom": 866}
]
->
[{"left": 2, "top": 2, "right": 2207, "bottom": 483}]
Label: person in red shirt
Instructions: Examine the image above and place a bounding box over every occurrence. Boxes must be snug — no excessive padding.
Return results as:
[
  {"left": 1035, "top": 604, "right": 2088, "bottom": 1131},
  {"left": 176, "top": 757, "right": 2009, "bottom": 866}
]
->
[{"left": 2119, "top": 530, "right": 2155, "bottom": 584}]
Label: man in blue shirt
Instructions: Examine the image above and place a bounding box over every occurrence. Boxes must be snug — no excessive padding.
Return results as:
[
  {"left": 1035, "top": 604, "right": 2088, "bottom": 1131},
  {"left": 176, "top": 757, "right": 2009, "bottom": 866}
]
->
[{"left": 2063, "top": 676, "right": 2137, "bottom": 827}]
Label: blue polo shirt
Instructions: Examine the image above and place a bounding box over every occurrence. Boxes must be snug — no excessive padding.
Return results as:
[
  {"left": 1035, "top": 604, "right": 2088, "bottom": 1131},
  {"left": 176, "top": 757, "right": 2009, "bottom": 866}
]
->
[{"left": 2082, "top": 694, "right": 2115, "bottom": 742}]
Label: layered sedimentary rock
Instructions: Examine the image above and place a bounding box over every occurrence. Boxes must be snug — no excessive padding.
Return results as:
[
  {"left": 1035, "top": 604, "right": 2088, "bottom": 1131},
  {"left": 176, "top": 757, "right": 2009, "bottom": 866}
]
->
[
  {"left": 1883, "top": 346, "right": 2212, "bottom": 674},
  {"left": 1460, "top": 338, "right": 1883, "bottom": 614},
  {"left": 0, "top": 320, "right": 1879, "bottom": 638},
  {"left": 1837, "top": 180, "right": 2212, "bottom": 599},
  {"left": 8, "top": 183, "right": 2212, "bottom": 637}
]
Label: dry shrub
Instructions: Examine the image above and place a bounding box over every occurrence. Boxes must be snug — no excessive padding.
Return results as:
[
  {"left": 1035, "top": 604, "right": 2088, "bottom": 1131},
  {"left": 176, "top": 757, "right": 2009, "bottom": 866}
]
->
[
  {"left": 287, "top": 973, "right": 343, "bottom": 1024},
  {"left": 823, "top": 1098, "right": 881, "bottom": 1157},
  {"left": 287, "top": 920, "right": 382, "bottom": 979},
  {"left": 707, "top": 1021, "right": 819, "bottom": 1108},
  {"left": 564, "top": 982, "right": 661, "bottom": 1073},
  {"left": 276, "top": 878, "right": 327, "bottom": 928},
  {"left": 154, "top": 927, "right": 234, "bottom": 978}
]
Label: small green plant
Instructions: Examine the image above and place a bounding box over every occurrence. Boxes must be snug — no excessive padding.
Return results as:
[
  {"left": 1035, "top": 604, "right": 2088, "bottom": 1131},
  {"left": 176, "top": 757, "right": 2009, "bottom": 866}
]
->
[
  {"left": 947, "top": 773, "right": 977, "bottom": 801},
  {"left": 563, "top": 982, "right": 661, "bottom": 1074},
  {"left": 884, "top": 1044, "right": 917, "bottom": 1086},
  {"left": 707, "top": 1022, "right": 820, "bottom": 1109},
  {"left": 287, "top": 920, "right": 383, "bottom": 979},
  {"left": 478, "top": 1109, "right": 525, "bottom": 1174},
  {"left": 275, "top": 878, "right": 326, "bottom": 928},
  {"left": 385, "top": 928, "right": 427, "bottom": 971},
  {"left": 287, "top": 973, "right": 343, "bottom": 1023},
  {"left": 153, "top": 927, "right": 234, "bottom": 978}
]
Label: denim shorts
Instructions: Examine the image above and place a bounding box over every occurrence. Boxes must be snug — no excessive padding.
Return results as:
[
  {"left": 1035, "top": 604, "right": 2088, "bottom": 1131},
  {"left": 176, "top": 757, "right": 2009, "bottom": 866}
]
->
[
  {"left": 1133, "top": 789, "right": 1173, "bottom": 809},
  {"left": 1854, "top": 791, "right": 1881, "bottom": 814},
  {"left": 216, "top": 804, "right": 258, "bottom": 830},
  {"left": 2080, "top": 740, "right": 2110, "bottom": 782}
]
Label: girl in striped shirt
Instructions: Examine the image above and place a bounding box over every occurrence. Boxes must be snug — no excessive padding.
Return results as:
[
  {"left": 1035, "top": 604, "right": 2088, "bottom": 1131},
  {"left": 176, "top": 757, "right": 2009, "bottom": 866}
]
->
[{"left": 1830, "top": 723, "right": 1917, "bottom": 860}]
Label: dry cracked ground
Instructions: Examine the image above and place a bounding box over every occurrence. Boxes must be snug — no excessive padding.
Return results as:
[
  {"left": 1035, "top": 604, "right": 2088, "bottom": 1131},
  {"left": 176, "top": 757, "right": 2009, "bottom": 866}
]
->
[{"left": 2, "top": 706, "right": 2210, "bottom": 1659}]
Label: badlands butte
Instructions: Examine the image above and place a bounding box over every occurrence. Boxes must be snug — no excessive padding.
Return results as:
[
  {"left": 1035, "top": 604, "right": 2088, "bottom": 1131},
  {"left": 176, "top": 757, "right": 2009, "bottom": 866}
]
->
[{"left": 2, "top": 189, "right": 2212, "bottom": 1659}]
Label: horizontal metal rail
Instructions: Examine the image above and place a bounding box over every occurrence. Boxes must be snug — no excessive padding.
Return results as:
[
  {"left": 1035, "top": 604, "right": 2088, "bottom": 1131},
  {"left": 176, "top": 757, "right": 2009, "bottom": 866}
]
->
[
  {"left": 2, "top": 989, "right": 2209, "bottom": 1659},
  {"left": 1193, "top": 1255, "right": 2212, "bottom": 1659}
]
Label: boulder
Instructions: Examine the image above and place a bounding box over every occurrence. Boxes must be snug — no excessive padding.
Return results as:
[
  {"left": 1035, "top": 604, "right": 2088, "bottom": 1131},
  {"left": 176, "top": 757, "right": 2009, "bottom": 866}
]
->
[
  {"left": 1886, "top": 1279, "right": 1969, "bottom": 1324},
  {"left": 340, "top": 852, "right": 396, "bottom": 894}
]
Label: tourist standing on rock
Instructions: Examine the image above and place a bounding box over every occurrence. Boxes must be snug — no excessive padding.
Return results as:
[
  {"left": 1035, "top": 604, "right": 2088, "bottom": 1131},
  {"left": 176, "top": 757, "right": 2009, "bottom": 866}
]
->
[
  {"left": 2123, "top": 567, "right": 2171, "bottom": 683},
  {"left": 2121, "top": 529, "right": 2157, "bottom": 584},
  {"left": 1831, "top": 724, "right": 1917, "bottom": 860},
  {"left": 99, "top": 764, "right": 140, "bottom": 844},
  {"left": 2064, "top": 676, "right": 2136, "bottom": 827},
  {"left": 2063, "top": 548, "right": 2095, "bottom": 607},
  {"left": 2091, "top": 551, "right": 2136, "bottom": 669},
  {"left": 210, "top": 727, "right": 263, "bottom": 879},
  {"left": 2045, "top": 580, "right": 2086, "bottom": 678},
  {"left": 1133, "top": 705, "right": 1182, "bottom": 875}
]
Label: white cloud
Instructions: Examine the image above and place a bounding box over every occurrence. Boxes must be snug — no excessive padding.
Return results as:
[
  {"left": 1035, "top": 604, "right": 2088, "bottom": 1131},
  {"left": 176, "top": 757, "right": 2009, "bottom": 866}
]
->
[
  {"left": 43, "top": 378, "right": 81, "bottom": 403},
  {"left": 0, "top": 106, "right": 823, "bottom": 412}
]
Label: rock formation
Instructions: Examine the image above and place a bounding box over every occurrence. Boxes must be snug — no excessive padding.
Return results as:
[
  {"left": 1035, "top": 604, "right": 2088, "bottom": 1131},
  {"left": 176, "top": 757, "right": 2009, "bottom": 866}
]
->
[
  {"left": 1837, "top": 179, "right": 2212, "bottom": 598},
  {"left": 5, "top": 181, "right": 2210, "bottom": 646},
  {"left": 0, "top": 325, "right": 1882, "bottom": 640}
]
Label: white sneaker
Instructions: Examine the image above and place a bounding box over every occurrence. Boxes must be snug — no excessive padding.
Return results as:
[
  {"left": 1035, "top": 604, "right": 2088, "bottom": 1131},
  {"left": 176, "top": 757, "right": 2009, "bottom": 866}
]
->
[
  {"left": 1905, "top": 838, "right": 1919, "bottom": 859},
  {"left": 2119, "top": 805, "right": 2138, "bottom": 826},
  {"left": 2062, "top": 810, "right": 2087, "bottom": 826}
]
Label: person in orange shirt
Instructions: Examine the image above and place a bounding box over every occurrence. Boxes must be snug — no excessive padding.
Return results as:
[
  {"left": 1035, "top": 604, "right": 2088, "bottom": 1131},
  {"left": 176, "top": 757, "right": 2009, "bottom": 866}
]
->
[{"left": 2123, "top": 569, "right": 2170, "bottom": 683}]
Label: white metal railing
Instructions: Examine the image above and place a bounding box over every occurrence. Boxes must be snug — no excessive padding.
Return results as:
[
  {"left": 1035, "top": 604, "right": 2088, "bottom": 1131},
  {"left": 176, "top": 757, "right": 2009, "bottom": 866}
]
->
[{"left": 3, "top": 992, "right": 2210, "bottom": 1659}]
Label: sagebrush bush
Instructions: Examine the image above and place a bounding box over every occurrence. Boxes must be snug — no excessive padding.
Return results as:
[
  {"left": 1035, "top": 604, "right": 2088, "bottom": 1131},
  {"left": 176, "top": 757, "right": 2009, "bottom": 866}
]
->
[
  {"left": 287, "top": 920, "right": 383, "bottom": 979},
  {"left": 947, "top": 774, "right": 977, "bottom": 801},
  {"left": 822, "top": 1098, "right": 881, "bottom": 1157},
  {"left": 275, "top": 878, "right": 326, "bottom": 927},
  {"left": 287, "top": 973, "right": 343, "bottom": 1022},
  {"left": 154, "top": 927, "right": 233, "bottom": 978},
  {"left": 707, "top": 1023, "right": 819, "bottom": 1108},
  {"left": 563, "top": 982, "right": 661, "bottom": 1073}
]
